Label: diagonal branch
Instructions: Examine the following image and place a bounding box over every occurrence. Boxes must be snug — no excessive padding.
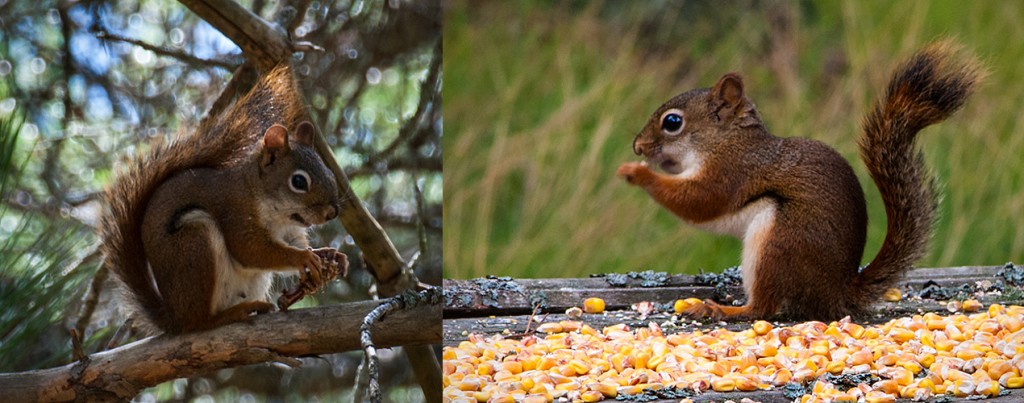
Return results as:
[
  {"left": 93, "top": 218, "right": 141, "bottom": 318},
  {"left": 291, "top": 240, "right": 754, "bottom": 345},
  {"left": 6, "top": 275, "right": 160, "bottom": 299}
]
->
[
  {"left": 0, "top": 299, "right": 440, "bottom": 402},
  {"left": 93, "top": 29, "right": 238, "bottom": 70},
  {"left": 178, "top": 0, "right": 291, "bottom": 71},
  {"left": 179, "top": 0, "right": 408, "bottom": 292}
]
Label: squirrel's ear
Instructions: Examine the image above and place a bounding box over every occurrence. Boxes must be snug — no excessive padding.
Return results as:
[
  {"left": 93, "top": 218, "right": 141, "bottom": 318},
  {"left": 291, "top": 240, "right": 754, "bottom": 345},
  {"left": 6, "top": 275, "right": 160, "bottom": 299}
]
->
[
  {"left": 712, "top": 73, "right": 745, "bottom": 109},
  {"left": 293, "top": 121, "right": 315, "bottom": 146},
  {"left": 261, "top": 124, "right": 290, "bottom": 167}
]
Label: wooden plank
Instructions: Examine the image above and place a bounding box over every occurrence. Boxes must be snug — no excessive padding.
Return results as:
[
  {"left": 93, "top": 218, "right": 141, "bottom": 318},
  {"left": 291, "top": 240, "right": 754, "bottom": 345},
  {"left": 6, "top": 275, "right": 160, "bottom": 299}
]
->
[
  {"left": 444, "top": 265, "right": 1017, "bottom": 317},
  {"left": 444, "top": 265, "right": 1024, "bottom": 403},
  {"left": 443, "top": 293, "right": 1024, "bottom": 347}
]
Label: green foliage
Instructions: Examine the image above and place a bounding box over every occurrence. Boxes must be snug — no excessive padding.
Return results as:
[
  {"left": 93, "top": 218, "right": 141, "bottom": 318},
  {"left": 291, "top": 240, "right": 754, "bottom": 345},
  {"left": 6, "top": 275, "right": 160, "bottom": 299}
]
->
[
  {"left": 0, "top": 110, "right": 99, "bottom": 371},
  {"left": 444, "top": 0, "right": 1024, "bottom": 279}
]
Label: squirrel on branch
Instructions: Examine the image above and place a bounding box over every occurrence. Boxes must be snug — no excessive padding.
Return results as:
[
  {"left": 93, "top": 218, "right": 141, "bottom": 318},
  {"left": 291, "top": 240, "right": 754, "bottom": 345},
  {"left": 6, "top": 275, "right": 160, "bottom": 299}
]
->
[
  {"left": 101, "top": 66, "right": 348, "bottom": 334},
  {"left": 618, "top": 41, "right": 983, "bottom": 320}
]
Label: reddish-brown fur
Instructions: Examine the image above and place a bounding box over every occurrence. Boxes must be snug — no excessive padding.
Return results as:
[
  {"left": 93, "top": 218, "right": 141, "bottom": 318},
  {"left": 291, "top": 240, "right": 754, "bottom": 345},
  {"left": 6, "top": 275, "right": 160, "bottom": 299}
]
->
[
  {"left": 101, "top": 66, "right": 341, "bottom": 334},
  {"left": 619, "top": 41, "right": 982, "bottom": 320}
]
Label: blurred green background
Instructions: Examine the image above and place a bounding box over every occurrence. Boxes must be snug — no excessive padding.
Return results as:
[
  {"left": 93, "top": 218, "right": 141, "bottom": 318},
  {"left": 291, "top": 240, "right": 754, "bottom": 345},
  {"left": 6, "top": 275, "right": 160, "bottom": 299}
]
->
[{"left": 444, "top": 0, "right": 1024, "bottom": 279}]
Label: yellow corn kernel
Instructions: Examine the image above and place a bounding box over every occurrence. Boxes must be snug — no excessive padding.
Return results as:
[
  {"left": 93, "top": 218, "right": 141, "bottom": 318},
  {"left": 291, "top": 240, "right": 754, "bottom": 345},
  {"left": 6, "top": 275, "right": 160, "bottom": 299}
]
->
[
  {"left": 646, "top": 354, "right": 664, "bottom": 370},
  {"left": 935, "top": 338, "right": 957, "bottom": 352},
  {"left": 842, "top": 322, "right": 865, "bottom": 338},
  {"left": 888, "top": 328, "right": 914, "bottom": 343},
  {"left": 962, "top": 299, "right": 983, "bottom": 313},
  {"left": 536, "top": 323, "right": 563, "bottom": 334},
  {"left": 711, "top": 378, "right": 735, "bottom": 392},
  {"left": 520, "top": 395, "right": 548, "bottom": 403},
  {"left": 672, "top": 299, "right": 688, "bottom": 314},
  {"left": 917, "top": 377, "right": 936, "bottom": 392},
  {"left": 987, "top": 359, "right": 1012, "bottom": 379},
  {"left": 752, "top": 320, "right": 773, "bottom": 335},
  {"left": 708, "top": 361, "right": 729, "bottom": 377},
  {"left": 579, "top": 390, "right": 603, "bottom": 402},
  {"left": 537, "top": 356, "right": 557, "bottom": 371},
  {"left": 568, "top": 359, "right": 590, "bottom": 375},
  {"left": 503, "top": 361, "right": 523, "bottom": 374},
  {"left": 953, "top": 379, "right": 975, "bottom": 397},
  {"left": 848, "top": 350, "right": 872, "bottom": 366},
  {"left": 890, "top": 367, "right": 913, "bottom": 386},
  {"left": 826, "top": 360, "right": 846, "bottom": 374},
  {"left": 733, "top": 376, "right": 759, "bottom": 391},
  {"left": 471, "top": 390, "right": 490, "bottom": 402},
  {"left": 978, "top": 380, "right": 1001, "bottom": 397},
  {"left": 487, "top": 394, "right": 515, "bottom": 403},
  {"left": 771, "top": 368, "right": 792, "bottom": 385},
  {"left": 588, "top": 381, "right": 618, "bottom": 398},
  {"left": 476, "top": 362, "right": 496, "bottom": 376},
  {"left": 883, "top": 288, "right": 902, "bottom": 302},
  {"left": 833, "top": 392, "right": 858, "bottom": 402},
  {"left": 1006, "top": 376, "right": 1024, "bottom": 388},
  {"left": 458, "top": 377, "right": 483, "bottom": 391},
  {"left": 863, "top": 391, "right": 895, "bottom": 403},
  {"left": 583, "top": 298, "right": 605, "bottom": 314},
  {"left": 554, "top": 380, "right": 581, "bottom": 392},
  {"left": 633, "top": 352, "right": 650, "bottom": 371},
  {"left": 872, "top": 379, "right": 899, "bottom": 395},
  {"left": 810, "top": 339, "right": 830, "bottom": 356}
]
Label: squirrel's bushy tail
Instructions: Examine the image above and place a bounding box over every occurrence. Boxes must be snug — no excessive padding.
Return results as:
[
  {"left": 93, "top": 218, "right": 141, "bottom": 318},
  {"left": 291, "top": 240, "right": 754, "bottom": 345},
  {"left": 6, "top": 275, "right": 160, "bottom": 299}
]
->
[
  {"left": 855, "top": 41, "right": 983, "bottom": 303},
  {"left": 100, "top": 66, "right": 305, "bottom": 334}
]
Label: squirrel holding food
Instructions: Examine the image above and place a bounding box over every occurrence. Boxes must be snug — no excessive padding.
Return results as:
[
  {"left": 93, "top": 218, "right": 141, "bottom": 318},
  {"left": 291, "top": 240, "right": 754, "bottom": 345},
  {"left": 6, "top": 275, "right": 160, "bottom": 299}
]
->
[
  {"left": 618, "top": 41, "right": 982, "bottom": 320},
  {"left": 101, "top": 66, "right": 348, "bottom": 334}
]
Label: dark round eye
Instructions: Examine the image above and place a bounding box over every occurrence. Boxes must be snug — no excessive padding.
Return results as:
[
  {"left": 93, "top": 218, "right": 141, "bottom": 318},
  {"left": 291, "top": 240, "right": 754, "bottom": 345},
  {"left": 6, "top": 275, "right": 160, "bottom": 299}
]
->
[
  {"left": 289, "top": 170, "right": 310, "bottom": 193},
  {"left": 661, "top": 112, "right": 684, "bottom": 135}
]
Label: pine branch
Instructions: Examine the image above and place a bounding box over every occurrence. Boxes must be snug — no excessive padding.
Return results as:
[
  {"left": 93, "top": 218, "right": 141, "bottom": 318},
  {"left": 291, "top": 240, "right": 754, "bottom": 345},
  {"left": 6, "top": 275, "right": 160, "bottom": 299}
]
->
[{"left": 0, "top": 299, "right": 440, "bottom": 402}]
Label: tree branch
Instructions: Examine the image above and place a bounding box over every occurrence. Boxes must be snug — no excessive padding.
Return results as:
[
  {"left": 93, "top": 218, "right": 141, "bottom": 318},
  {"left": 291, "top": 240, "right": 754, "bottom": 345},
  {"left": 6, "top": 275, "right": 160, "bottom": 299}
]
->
[
  {"left": 179, "top": 0, "right": 409, "bottom": 293},
  {"left": 93, "top": 29, "right": 238, "bottom": 70},
  {"left": 178, "top": 0, "right": 291, "bottom": 71},
  {"left": 0, "top": 299, "right": 440, "bottom": 402},
  {"left": 175, "top": 3, "right": 437, "bottom": 401}
]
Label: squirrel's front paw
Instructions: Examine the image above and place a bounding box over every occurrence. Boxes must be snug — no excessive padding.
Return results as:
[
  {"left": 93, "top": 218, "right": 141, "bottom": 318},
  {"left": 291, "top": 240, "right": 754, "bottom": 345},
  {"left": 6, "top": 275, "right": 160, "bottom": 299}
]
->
[
  {"left": 616, "top": 161, "right": 649, "bottom": 185},
  {"left": 312, "top": 248, "right": 349, "bottom": 281},
  {"left": 298, "top": 249, "right": 325, "bottom": 285}
]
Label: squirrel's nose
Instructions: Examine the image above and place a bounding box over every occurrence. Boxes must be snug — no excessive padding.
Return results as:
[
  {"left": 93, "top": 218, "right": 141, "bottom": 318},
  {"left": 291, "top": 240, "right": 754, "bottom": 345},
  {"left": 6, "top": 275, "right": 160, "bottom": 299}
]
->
[
  {"left": 632, "top": 136, "right": 646, "bottom": 156},
  {"left": 325, "top": 204, "right": 339, "bottom": 221}
]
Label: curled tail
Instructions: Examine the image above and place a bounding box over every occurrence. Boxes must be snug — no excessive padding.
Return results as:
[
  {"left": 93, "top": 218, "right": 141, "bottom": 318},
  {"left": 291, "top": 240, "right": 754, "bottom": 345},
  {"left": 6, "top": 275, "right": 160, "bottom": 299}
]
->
[
  {"left": 100, "top": 66, "right": 306, "bottom": 334},
  {"left": 855, "top": 41, "right": 983, "bottom": 301}
]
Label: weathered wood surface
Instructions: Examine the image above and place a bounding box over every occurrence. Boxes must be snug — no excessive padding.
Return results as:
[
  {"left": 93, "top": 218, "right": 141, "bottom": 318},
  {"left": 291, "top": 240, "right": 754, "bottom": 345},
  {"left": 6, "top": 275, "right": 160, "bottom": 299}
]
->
[
  {"left": 443, "top": 265, "right": 1024, "bottom": 403},
  {"left": 444, "top": 265, "right": 1013, "bottom": 318}
]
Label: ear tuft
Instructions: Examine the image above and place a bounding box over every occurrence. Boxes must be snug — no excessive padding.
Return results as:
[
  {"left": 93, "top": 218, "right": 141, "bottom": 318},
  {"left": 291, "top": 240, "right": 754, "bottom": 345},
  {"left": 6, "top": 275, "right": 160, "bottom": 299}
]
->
[
  {"left": 294, "top": 121, "right": 315, "bottom": 146},
  {"left": 712, "top": 73, "right": 745, "bottom": 108}
]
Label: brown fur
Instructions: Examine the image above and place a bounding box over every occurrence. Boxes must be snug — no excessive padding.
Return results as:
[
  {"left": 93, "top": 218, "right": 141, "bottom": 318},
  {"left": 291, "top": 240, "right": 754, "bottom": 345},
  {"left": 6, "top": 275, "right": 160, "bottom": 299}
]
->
[
  {"left": 619, "top": 41, "right": 981, "bottom": 320},
  {"left": 101, "top": 66, "right": 339, "bottom": 334}
]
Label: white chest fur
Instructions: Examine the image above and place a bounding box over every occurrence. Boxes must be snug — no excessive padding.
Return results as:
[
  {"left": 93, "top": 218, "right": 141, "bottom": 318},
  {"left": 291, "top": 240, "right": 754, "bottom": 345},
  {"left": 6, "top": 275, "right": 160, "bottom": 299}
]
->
[
  {"left": 692, "top": 198, "right": 776, "bottom": 300},
  {"left": 177, "top": 206, "right": 309, "bottom": 315}
]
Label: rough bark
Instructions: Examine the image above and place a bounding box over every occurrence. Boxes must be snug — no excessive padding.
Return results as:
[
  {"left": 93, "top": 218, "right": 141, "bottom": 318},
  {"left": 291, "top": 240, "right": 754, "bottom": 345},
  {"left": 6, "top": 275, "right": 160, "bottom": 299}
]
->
[{"left": 2, "top": 300, "right": 440, "bottom": 402}]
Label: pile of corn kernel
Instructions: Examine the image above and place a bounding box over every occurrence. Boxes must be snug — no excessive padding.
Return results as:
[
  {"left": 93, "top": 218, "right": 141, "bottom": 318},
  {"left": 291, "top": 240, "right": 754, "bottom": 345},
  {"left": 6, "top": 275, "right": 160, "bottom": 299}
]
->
[{"left": 443, "top": 302, "right": 1024, "bottom": 402}]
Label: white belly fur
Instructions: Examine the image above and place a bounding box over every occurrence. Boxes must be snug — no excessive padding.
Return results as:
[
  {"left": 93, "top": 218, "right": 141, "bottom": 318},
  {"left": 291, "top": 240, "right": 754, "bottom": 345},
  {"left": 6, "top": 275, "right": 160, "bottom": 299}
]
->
[
  {"left": 692, "top": 198, "right": 776, "bottom": 300},
  {"left": 177, "top": 209, "right": 307, "bottom": 316}
]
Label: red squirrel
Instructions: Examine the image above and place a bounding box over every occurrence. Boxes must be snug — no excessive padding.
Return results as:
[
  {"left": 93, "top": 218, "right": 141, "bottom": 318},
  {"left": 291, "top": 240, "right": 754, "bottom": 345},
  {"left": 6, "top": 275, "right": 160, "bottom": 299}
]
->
[
  {"left": 101, "top": 66, "right": 348, "bottom": 334},
  {"left": 617, "top": 41, "right": 982, "bottom": 320}
]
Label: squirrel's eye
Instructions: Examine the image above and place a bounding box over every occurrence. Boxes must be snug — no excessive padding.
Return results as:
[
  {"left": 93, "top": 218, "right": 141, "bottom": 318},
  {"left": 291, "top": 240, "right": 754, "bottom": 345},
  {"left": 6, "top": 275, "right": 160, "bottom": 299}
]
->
[
  {"left": 661, "top": 110, "right": 685, "bottom": 136},
  {"left": 289, "top": 170, "right": 310, "bottom": 193}
]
